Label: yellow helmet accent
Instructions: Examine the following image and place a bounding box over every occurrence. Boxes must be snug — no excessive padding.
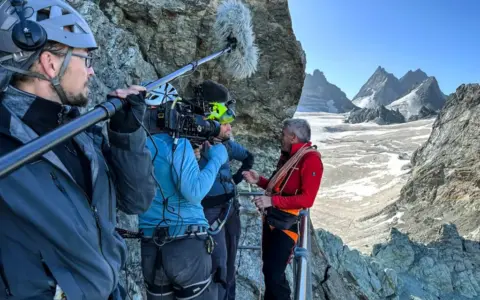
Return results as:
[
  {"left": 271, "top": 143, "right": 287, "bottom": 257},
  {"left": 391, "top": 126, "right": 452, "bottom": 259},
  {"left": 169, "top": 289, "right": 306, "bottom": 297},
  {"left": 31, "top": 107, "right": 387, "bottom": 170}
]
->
[{"left": 207, "top": 102, "right": 236, "bottom": 124}]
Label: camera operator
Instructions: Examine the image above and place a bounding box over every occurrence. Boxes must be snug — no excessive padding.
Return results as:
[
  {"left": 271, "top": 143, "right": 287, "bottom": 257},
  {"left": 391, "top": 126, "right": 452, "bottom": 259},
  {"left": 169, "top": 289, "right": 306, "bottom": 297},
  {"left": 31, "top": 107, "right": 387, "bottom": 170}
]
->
[
  {"left": 139, "top": 81, "right": 229, "bottom": 299},
  {"left": 0, "top": 1, "right": 156, "bottom": 299},
  {"left": 195, "top": 81, "right": 254, "bottom": 300}
]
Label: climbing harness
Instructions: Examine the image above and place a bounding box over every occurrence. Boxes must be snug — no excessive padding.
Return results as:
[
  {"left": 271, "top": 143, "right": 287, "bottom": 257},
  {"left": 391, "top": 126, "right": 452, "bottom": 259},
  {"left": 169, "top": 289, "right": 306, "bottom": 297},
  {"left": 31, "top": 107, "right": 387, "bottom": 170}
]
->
[
  {"left": 207, "top": 198, "right": 234, "bottom": 235},
  {"left": 144, "top": 225, "right": 215, "bottom": 300},
  {"left": 151, "top": 225, "right": 209, "bottom": 247},
  {"left": 205, "top": 235, "right": 215, "bottom": 254}
]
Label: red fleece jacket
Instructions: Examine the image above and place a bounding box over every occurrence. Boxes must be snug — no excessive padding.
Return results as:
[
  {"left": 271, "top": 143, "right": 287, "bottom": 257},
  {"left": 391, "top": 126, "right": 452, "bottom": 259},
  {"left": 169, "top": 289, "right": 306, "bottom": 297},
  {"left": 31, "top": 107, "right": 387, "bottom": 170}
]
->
[{"left": 257, "top": 142, "right": 323, "bottom": 210}]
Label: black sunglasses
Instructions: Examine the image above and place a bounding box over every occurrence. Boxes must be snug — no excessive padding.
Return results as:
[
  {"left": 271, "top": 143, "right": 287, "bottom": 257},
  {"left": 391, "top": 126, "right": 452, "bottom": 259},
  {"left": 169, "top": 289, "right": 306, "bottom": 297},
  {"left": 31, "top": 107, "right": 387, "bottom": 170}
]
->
[{"left": 71, "top": 52, "right": 93, "bottom": 68}]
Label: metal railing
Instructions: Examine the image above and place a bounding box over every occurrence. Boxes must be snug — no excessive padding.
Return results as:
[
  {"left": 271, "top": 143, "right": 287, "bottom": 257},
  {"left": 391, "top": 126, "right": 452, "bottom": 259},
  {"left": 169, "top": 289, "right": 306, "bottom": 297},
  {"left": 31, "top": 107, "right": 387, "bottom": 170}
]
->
[
  {"left": 293, "top": 209, "right": 312, "bottom": 300},
  {"left": 237, "top": 192, "right": 312, "bottom": 300}
]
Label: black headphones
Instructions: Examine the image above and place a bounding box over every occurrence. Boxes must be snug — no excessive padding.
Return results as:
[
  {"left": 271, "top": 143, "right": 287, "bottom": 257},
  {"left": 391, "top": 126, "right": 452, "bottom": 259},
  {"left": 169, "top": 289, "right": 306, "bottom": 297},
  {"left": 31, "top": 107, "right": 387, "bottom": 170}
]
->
[{"left": 10, "top": 0, "right": 47, "bottom": 51}]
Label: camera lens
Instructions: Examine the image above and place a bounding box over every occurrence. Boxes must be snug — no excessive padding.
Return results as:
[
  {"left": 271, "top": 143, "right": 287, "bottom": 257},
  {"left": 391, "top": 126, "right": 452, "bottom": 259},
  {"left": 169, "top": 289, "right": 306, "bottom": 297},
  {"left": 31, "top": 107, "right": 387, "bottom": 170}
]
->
[{"left": 194, "top": 116, "right": 221, "bottom": 137}]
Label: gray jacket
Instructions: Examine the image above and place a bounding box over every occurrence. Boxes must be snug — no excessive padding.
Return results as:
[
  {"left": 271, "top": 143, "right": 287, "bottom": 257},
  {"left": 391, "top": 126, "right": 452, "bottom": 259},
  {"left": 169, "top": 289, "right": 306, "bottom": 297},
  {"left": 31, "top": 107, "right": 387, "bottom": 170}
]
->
[{"left": 0, "top": 87, "right": 156, "bottom": 300}]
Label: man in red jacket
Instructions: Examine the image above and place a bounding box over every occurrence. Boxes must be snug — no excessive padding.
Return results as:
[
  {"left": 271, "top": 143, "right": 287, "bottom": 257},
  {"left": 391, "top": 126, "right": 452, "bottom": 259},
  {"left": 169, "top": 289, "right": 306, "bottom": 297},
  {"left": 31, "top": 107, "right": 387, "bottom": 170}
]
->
[{"left": 243, "top": 118, "right": 323, "bottom": 300}]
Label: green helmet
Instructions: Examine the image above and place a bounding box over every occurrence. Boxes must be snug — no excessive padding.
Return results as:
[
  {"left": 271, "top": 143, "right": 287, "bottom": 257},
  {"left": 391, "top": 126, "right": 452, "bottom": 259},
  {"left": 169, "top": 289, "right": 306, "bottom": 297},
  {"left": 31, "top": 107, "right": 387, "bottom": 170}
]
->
[
  {"left": 207, "top": 100, "right": 236, "bottom": 124},
  {"left": 196, "top": 80, "right": 236, "bottom": 124}
]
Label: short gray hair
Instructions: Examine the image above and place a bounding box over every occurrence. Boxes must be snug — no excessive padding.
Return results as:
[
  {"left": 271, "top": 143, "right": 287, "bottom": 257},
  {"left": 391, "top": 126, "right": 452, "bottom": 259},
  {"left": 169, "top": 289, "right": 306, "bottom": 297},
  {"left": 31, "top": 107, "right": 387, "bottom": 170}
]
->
[{"left": 282, "top": 118, "right": 311, "bottom": 142}]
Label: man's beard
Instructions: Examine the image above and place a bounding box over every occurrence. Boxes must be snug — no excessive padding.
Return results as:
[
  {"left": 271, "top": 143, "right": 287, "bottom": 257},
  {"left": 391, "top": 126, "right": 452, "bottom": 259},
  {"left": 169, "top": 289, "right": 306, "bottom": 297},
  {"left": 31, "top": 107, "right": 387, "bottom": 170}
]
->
[
  {"left": 66, "top": 91, "right": 89, "bottom": 107},
  {"left": 65, "top": 83, "right": 90, "bottom": 107},
  {"left": 52, "top": 80, "right": 90, "bottom": 107},
  {"left": 217, "top": 133, "right": 230, "bottom": 141}
]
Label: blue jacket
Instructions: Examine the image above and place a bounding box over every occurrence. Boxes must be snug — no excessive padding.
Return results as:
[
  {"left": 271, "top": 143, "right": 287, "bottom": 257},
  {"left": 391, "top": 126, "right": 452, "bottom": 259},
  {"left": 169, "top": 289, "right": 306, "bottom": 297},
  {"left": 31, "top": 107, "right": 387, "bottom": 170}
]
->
[
  {"left": 199, "top": 139, "right": 254, "bottom": 208},
  {"left": 139, "top": 134, "right": 227, "bottom": 237},
  {"left": 0, "top": 86, "right": 156, "bottom": 300}
]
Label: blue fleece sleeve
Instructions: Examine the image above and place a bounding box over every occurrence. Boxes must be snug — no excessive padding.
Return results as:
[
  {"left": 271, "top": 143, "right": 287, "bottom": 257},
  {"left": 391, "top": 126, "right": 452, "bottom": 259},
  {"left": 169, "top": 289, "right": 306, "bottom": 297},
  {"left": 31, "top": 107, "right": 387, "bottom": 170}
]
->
[
  {"left": 171, "top": 139, "right": 224, "bottom": 204},
  {"left": 225, "top": 140, "right": 255, "bottom": 184},
  {"left": 225, "top": 140, "right": 248, "bottom": 161}
]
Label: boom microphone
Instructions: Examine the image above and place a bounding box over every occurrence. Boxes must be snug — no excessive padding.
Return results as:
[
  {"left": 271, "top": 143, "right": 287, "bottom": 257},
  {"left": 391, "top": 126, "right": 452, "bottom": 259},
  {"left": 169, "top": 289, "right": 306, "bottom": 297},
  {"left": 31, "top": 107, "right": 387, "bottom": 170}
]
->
[
  {"left": 214, "top": 0, "right": 258, "bottom": 79},
  {"left": 144, "top": 0, "right": 258, "bottom": 97},
  {"left": 0, "top": 0, "right": 259, "bottom": 178}
]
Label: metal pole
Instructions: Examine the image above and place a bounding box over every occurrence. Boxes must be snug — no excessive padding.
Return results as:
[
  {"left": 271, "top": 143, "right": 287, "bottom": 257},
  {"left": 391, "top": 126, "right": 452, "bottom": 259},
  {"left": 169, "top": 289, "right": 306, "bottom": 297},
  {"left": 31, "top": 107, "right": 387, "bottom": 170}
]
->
[
  {"left": 0, "top": 98, "right": 123, "bottom": 178},
  {"left": 0, "top": 46, "right": 232, "bottom": 179},
  {"left": 238, "top": 191, "right": 264, "bottom": 197},
  {"left": 306, "top": 218, "right": 313, "bottom": 300},
  {"left": 144, "top": 46, "right": 231, "bottom": 92},
  {"left": 237, "top": 246, "right": 261, "bottom": 250},
  {"left": 294, "top": 209, "right": 309, "bottom": 300}
]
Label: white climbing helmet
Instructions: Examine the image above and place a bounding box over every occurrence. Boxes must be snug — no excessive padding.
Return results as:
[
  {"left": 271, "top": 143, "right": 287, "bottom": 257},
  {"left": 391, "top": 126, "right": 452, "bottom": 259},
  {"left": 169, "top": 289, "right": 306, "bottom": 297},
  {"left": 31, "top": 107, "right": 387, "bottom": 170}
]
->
[
  {"left": 143, "top": 81, "right": 179, "bottom": 106},
  {"left": 0, "top": 0, "right": 98, "bottom": 94},
  {"left": 0, "top": 0, "right": 97, "bottom": 54}
]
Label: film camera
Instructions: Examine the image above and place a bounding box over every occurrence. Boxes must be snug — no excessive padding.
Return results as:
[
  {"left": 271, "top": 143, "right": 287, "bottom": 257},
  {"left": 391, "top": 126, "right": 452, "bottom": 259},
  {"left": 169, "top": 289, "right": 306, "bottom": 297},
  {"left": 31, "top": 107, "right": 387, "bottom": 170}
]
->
[{"left": 143, "top": 80, "right": 236, "bottom": 144}]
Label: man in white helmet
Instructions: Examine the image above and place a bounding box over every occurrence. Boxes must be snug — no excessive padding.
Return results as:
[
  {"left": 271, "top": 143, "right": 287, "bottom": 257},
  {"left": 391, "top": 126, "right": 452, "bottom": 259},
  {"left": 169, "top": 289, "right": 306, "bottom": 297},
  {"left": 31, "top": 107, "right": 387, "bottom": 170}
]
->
[{"left": 0, "top": 1, "right": 156, "bottom": 299}]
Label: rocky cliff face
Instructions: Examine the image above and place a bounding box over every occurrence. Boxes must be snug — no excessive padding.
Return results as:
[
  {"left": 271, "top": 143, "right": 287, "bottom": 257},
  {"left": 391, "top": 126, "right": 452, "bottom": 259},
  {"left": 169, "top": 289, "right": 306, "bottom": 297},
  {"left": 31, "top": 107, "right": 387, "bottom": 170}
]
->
[
  {"left": 387, "top": 84, "right": 480, "bottom": 244},
  {"left": 69, "top": 0, "right": 305, "bottom": 298},
  {"left": 239, "top": 193, "right": 480, "bottom": 300},
  {"left": 297, "top": 69, "right": 357, "bottom": 113},
  {"left": 72, "top": 0, "right": 305, "bottom": 146}
]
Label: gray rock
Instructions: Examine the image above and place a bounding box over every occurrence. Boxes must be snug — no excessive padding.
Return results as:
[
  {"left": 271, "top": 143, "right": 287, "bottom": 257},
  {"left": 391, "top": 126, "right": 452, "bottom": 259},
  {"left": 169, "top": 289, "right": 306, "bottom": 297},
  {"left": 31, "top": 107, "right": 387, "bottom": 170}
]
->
[
  {"left": 321, "top": 267, "right": 357, "bottom": 300},
  {"left": 316, "top": 228, "right": 402, "bottom": 300},
  {"left": 393, "top": 84, "right": 480, "bottom": 243},
  {"left": 305, "top": 223, "right": 480, "bottom": 300},
  {"left": 407, "top": 105, "right": 438, "bottom": 121},
  {"left": 351, "top": 67, "right": 446, "bottom": 116},
  {"left": 351, "top": 66, "right": 403, "bottom": 108},
  {"left": 388, "top": 77, "right": 445, "bottom": 120},
  {"left": 372, "top": 228, "right": 416, "bottom": 273},
  {"left": 399, "top": 69, "right": 428, "bottom": 94},
  {"left": 346, "top": 105, "right": 406, "bottom": 125},
  {"left": 297, "top": 69, "right": 357, "bottom": 113}
]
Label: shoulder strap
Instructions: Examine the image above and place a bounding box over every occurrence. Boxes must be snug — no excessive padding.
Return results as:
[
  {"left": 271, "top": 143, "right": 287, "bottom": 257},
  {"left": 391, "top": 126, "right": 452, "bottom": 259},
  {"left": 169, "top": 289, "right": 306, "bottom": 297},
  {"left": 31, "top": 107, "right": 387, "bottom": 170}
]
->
[{"left": 266, "top": 145, "right": 314, "bottom": 195}]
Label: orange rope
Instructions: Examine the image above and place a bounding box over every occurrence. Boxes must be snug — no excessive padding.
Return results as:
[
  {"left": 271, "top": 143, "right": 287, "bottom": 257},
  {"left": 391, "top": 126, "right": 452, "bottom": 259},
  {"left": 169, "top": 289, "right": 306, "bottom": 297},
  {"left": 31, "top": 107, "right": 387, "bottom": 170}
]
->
[{"left": 266, "top": 145, "right": 318, "bottom": 197}]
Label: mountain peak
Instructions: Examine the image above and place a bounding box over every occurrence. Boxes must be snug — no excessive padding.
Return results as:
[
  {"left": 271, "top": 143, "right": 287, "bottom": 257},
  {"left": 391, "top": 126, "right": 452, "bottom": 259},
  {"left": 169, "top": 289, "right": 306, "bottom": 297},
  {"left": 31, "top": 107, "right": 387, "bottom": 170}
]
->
[
  {"left": 375, "top": 66, "right": 387, "bottom": 74},
  {"left": 387, "top": 75, "right": 446, "bottom": 119},
  {"left": 311, "top": 69, "right": 327, "bottom": 82},
  {"left": 372, "top": 66, "right": 397, "bottom": 81},
  {"left": 351, "top": 66, "right": 401, "bottom": 108},
  {"left": 399, "top": 69, "right": 429, "bottom": 94},
  {"left": 402, "top": 68, "right": 428, "bottom": 79},
  {"left": 298, "top": 70, "right": 356, "bottom": 113},
  {"left": 414, "top": 68, "right": 426, "bottom": 73},
  {"left": 423, "top": 76, "right": 437, "bottom": 85}
]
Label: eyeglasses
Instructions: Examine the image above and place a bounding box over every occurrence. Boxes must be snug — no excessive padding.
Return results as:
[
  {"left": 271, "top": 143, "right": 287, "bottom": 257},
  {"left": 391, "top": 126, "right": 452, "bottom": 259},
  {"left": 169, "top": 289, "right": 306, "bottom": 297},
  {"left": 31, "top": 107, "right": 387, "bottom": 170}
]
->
[{"left": 71, "top": 52, "right": 93, "bottom": 68}]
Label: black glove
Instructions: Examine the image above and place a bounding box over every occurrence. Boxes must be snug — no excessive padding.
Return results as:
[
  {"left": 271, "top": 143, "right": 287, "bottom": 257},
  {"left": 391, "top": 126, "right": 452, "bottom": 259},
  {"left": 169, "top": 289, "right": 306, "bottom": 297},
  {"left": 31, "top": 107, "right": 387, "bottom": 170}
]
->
[{"left": 109, "top": 91, "right": 147, "bottom": 133}]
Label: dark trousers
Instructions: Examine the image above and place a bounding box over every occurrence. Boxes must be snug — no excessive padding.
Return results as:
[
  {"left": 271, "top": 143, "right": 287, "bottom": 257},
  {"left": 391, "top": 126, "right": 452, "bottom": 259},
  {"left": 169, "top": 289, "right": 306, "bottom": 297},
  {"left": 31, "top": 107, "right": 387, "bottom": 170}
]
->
[
  {"left": 141, "top": 237, "right": 218, "bottom": 300},
  {"left": 204, "top": 204, "right": 241, "bottom": 300},
  {"left": 262, "top": 222, "right": 296, "bottom": 300}
]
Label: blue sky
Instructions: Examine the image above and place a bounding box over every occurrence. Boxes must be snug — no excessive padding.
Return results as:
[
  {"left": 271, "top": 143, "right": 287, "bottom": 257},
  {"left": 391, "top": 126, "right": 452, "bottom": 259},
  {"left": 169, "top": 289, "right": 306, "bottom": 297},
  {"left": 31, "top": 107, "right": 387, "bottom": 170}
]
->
[{"left": 288, "top": 0, "right": 479, "bottom": 99}]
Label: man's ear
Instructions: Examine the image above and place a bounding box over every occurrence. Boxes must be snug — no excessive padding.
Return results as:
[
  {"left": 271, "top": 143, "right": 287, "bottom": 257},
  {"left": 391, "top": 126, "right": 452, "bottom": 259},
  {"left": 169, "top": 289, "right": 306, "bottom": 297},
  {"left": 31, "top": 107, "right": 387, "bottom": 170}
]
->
[
  {"left": 291, "top": 133, "right": 300, "bottom": 144},
  {"left": 38, "top": 51, "right": 59, "bottom": 79}
]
